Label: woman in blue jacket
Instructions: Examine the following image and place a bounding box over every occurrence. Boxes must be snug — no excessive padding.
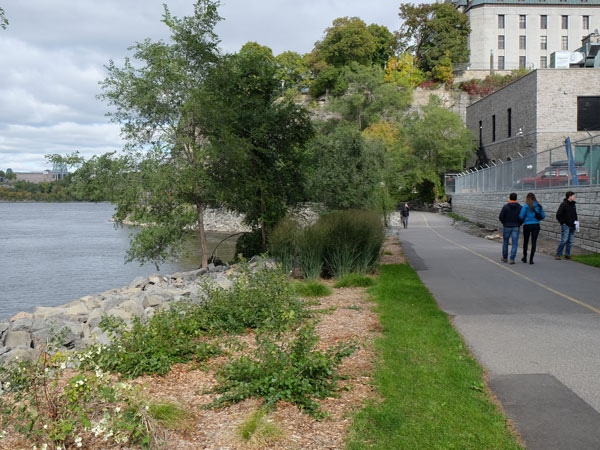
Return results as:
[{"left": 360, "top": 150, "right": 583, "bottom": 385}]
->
[{"left": 519, "top": 192, "right": 545, "bottom": 264}]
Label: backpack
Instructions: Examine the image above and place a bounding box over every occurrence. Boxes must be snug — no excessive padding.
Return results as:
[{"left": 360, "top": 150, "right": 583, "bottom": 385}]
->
[{"left": 533, "top": 204, "right": 543, "bottom": 221}]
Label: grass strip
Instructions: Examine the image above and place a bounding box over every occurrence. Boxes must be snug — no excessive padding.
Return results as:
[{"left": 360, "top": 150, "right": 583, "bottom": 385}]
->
[
  {"left": 346, "top": 264, "right": 522, "bottom": 450},
  {"left": 572, "top": 253, "right": 600, "bottom": 268}
]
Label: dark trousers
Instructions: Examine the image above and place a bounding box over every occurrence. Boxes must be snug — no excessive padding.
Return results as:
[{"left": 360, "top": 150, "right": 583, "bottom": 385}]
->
[{"left": 522, "top": 223, "right": 540, "bottom": 261}]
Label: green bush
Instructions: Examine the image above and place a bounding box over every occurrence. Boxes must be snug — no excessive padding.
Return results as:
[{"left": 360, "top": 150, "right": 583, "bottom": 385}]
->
[
  {"left": 235, "top": 229, "right": 264, "bottom": 260},
  {"left": 209, "top": 324, "right": 356, "bottom": 418},
  {"left": 269, "top": 210, "right": 384, "bottom": 279},
  {"left": 334, "top": 273, "right": 377, "bottom": 288},
  {"left": 92, "top": 265, "right": 308, "bottom": 378},
  {"left": 293, "top": 280, "right": 333, "bottom": 297},
  {"left": 269, "top": 218, "right": 300, "bottom": 272}
]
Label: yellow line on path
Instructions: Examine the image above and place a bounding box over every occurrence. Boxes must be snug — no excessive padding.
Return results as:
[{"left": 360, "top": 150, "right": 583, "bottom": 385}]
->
[{"left": 421, "top": 214, "right": 600, "bottom": 315}]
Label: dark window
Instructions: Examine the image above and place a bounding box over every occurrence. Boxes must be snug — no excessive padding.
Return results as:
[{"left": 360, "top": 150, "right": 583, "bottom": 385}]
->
[
  {"left": 561, "top": 36, "right": 568, "bottom": 50},
  {"left": 562, "top": 15, "right": 569, "bottom": 29},
  {"left": 541, "top": 35, "right": 547, "bottom": 50},
  {"left": 507, "top": 108, "right": 512, "bottom": 137},
  {"left": 498, "top": 55, "right": 505, "bottom": 70},
  {"left": 540, "top": 56, "right": 547, "bottom": 68},
  {"left": 498, "top": 15, "right": 505, "bottom": 28},
  {"left": 479, "top": 121, "right": 483, "bottom": 147},
  {"left": 519, "top": 56, "right": 527, "bottom": 68},
  {"left": 520, "top": 15, "right": 527, "bottom": 29},
  {"left": 492, "top": 115, "right": 496, "bottom": 141},
  {"left": 520, "top": 35, "right": 526, "bottom": 49},
  {"left": 541, "top": 15, "right": 547, "bottom": 29},
  {"left": 577, "top": 97, "right": 600, "bottom": 131},
  {"left": 583, "top": 15, "right": 589, "bottom": 30},
  {"left": 498, "top": 35, "right": 505, "bottom": 49}
]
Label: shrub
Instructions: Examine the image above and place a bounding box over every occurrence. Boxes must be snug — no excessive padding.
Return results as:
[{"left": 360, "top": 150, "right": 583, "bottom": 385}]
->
[
  {"left": 334, "top": 273, "right": 377, "bottom": 288},
  {"left": 292, "top": 281, "right": 333, "bottom": 297},
  {"left": 209, "top": 324, "right": 356, "bottom": 418},
  {"left": 235, "top": 229, "right": 264, "bottom": 260},
  {"left": 0, "top": 350, "right": 157, "bottom": 449},
  {"left": 295, "top": 224, "right": 326, "bottom": 279},
  {"left": 269, "top": 218, "right": 300, "bottom": 273}
]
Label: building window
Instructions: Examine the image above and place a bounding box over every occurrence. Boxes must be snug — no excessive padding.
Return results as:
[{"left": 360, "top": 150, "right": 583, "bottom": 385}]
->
[
  {"left": 561, "top": 36, "right": 568, "bottom": 50},
  {"left": 562, "top": 15, "right": 569, "bottom": 29},
  {"left": 507, "top": 108, "right": 512, "bottom": 137},
  {"left": 577, "top": 97, "right": 600, "bottom": 131},
  {"left": 540, "top": 56, "right": 547, "bottom": 68},
  {"left": 520, "top": 15, "right": 527, "bottom": 29},
  {"left": 498, "top": 15, "right": 505, "bottom": 29},
  {"left": 541, "top": 15, "right": 547, "bottom": 29},
  {"left": 498, "top": 55, "right": 505, "bottom": 70},
  {"left": 498, "top": 35, "right": 505, "bottom": 49},
  {"left": 519, "top": 56, "right": 526, "bottom": 68},
  {"left": 520, "top": 35, "right": 527, "bottom": 49},
  {"left": 492, "top": 115, "right": 496, "bottom": 142},
  {"left": 540, "top": 35, "right": 547, "bottom": 50},
  {"left": 583, "top": 16, "right": 590, "bottom": 30}
]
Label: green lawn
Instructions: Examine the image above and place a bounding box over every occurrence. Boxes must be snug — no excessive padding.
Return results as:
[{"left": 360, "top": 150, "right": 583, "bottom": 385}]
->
[
  {"left": 346, "top": 264, "right": 522, "bottom": 450},
  {"left": 572, "top": 253, "right": 600, "bottom": 268}
]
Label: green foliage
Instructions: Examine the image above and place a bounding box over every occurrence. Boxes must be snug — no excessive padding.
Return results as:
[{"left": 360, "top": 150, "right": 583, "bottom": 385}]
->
[
  {"left": 398, "top": 3, "right": 470, "bottom": 74},
  {"left": 97, "top": 0, "right": 223, "bottom": 268},
  {"left": 292, "top": 281, "right": 333, "bottom": 297},
  {"left": 431, "top": 52, "right": 454, "bottom": 83},
  {"left": 93, "top": 309, "right": 222, "bottom": 378},
  {"left": 0, "top": 7, "right": 7, "bottom": 29},
  {"left": 307, "top": 122, "right": 385, "bottom": 210},
  {"left": 458, "top": 69, "right": 531, "bottom": 97},
  {"left": 295, "top": 222, "right": 326, "bottom": 279},
  {"left": 209, "top": 324, "right": 356, "bottom": 418},
  {"left": 148, "top": 401, "right": 191, "bottom": 430},
  {"left": 275, "top": 51, "right": 310, "bottom": 91},
  {"left": 269, "top": 218, "right": 301, "bottom": 272},
  {"left": 572, "top": 253, "right": 600, "bottom": 268},
  {"left": 0, "top": 351, "right": 155, "bottom": 448},
  {"left": 385, "top": 53, "right": 425, "bottom": 88},
  {"left": 235, "top": 229, "right": 265, "bottom": 260},
  {"left": 448, "top": 212, "right": 469, "bottom": 222},
  {"left": 399, "top": 96, "right": 476, "bottom": 200},
  {"left": 329, "top": 63, "right": 412, "bottom": 130},
  {"left": 199, "top": 45, "right": 314, "bottom": 248},
  {"left": 334, "top": 273, "right": 377, "bottom": 288},
  {"left": 90, "top": 265, "right": 306, "bottom": 378}
]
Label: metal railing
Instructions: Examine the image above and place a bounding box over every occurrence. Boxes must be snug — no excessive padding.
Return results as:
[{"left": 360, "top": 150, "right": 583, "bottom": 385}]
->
[{"left": 446, "top": 134, "right": 600, "bottom": 194}]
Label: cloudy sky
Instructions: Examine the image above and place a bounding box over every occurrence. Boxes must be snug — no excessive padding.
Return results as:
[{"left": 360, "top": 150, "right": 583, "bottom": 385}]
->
[{"left": 0, "top": 1, "right": 403, "bottom": 173}]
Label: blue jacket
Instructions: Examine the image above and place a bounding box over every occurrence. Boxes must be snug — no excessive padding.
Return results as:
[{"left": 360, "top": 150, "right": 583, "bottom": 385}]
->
[{"left": 519, "top": 202, "right": 545, "bottom": 225}]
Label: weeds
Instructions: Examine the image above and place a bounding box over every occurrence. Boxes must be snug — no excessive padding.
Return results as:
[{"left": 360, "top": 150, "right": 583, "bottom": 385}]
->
[
  {"left": 334, "top": 273, "right": 377, "bottom": 288},
  {"left": 292, "top": 280, "right": 333, "bottom": 297}
]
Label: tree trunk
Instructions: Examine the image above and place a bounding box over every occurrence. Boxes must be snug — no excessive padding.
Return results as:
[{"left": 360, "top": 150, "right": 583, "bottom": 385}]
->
[
  {"left": 195, "top": 202, "right": 208, "bottom": 269},
  {"left": 260, "top": 188, "right": 267, "bottom": 251}
]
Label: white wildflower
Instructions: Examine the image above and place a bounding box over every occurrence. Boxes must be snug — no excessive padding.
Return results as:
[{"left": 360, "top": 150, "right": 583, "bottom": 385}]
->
[
  {"left": 115, "top": 406, "right": 121, "bottom": 413},
  {"left": 74, "top": 436, "right": 82, "bottom": 448}
]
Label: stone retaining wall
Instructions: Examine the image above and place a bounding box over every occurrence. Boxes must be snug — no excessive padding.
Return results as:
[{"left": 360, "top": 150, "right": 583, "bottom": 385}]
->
[{"left": 451, "top": 187, "right": 600, "bottom": 253}]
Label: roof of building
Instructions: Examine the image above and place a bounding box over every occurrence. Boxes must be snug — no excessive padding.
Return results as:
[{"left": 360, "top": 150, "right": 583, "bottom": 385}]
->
[{"left": 467, "top": 0, "right": 600, "bottom": 7}]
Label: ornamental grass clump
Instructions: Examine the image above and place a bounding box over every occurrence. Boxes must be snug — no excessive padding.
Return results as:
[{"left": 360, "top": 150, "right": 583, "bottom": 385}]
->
[{"left": 268, "top": 218, "right": 300, "bottom": 273}]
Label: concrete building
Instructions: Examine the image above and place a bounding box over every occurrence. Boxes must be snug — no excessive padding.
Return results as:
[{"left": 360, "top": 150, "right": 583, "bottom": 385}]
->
[
  {"left": 466, "top": 68, "right": 600, "bottom": 168},
  {"left": 452, "top": 0, "right": 600, "bottom": 71},
  {"left": 15, "top": 171, "right": 54, "bottom": 183}
]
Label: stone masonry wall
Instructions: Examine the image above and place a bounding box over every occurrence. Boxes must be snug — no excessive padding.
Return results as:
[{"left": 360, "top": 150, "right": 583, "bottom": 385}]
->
[{"left": 452, "top": 186, "right": 600, "bottom": 252}]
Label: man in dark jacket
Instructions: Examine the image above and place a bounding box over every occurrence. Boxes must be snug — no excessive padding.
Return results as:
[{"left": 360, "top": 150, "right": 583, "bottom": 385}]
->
[
  {"left": 499, "top": 192, "right": 522, "bottom": 263},
  {"left": 555, "top": 191, "right": 578, "bottom": 260},
  {"left": 400, "top": 203, "right": 409, "bottom": 229}
]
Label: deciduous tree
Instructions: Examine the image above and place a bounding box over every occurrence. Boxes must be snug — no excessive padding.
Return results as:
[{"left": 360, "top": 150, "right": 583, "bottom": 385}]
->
[{"left": 98, "top": 0, "right": 222, "bottom": 268}]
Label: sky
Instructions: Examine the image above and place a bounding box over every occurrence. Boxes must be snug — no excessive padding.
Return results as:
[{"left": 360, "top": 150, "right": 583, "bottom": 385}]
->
[{"left": 0, "top": 1, "right": 403, "bottom": 173}]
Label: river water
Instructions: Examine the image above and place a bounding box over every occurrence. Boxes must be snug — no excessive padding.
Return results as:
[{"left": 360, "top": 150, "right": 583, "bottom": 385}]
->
[{"left": 0, "top": 202, "right": 237, "bottom": 321}]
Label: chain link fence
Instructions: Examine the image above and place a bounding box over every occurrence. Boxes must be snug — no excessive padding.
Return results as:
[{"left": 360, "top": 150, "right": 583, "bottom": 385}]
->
[{"left": 446, "top": 134, "right": 600, "bottom": 194}]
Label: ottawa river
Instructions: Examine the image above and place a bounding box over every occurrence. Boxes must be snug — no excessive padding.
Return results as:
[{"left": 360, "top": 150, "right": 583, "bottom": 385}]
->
[{"left": 0, "top": 202, "right": 237, "bottom": 321}]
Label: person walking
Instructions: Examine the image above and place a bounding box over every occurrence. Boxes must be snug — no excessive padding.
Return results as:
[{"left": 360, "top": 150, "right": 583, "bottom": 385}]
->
[
  {"left": 555, "top": 191, "right": 578, "bottom": 260},
  {"left": 400, "top": 203, "right": 410, "bottom": 229},
  {"left": 499, "top": 192, "right": 522, "bottom": 264},
  {"left": 519, "top": 192, "right": 545, "bottom": 264}
]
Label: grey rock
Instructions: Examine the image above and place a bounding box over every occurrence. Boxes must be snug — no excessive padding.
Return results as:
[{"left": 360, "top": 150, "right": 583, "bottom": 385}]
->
[
  {"left": 89, "top": 327, "right": 111, "bottom": 346},
  {"left": 208, "top": 263, "right": 216, "bottom": 271},
  {"left": 0, "top": 348, "right": 42, "bottom": 365},
  {"left": 0, "top": 322, "right": 10, "bottom": 334},
  {"left": 119, "top": 300, "right": 144, "bottom": 318},
  {"left": 143, "top": 294, "right": 167, "bottom": 308},
  {"left": 4, "top": 330, "right": 32, "bottom": 348},
  {"left": 129, "top": 276, "right": 150, "bottom": 289},
  {"left": 87, "top": 309, "right": 105, "bottom": 330},
  {"left": 10, "top": 317, "right": 34, "bottom": 332},
  {"left": 105, "top": 308, "right": 133, "bottom": 322},
  {"left": 102, "top": 294, "right": 130, "bottom": 311}
]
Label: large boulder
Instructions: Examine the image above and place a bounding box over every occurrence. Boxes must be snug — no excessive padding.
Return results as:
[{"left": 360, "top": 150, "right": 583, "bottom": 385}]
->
[{"left": 4, "top": 330, "right": 32, "bottom": 349}]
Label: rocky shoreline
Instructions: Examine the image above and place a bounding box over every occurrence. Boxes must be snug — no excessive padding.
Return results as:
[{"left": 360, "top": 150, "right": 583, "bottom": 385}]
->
[{"left": 0, "top": 257, "right": 274, "bottom": 366}]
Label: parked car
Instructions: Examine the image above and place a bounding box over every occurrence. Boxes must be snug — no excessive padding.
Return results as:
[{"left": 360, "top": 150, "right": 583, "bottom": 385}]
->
[{"left": 514, "top": 161, "right": 589, "bottom": 189}]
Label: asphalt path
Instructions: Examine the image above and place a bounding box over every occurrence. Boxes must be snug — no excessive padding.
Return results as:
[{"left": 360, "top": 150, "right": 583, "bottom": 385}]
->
[{"left": 393, "top": 212, "right": 600, "bottom": 450}]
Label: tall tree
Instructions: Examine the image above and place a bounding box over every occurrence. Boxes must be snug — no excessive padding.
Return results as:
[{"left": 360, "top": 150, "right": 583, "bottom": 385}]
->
[
  {"left": 275, "top": 51, "right": 310, "bottom": 92},
  {"left": 98, "top": 0, "right": 222, "bottom": 268},
  {"left": 397, "top": 3, "right": 470, "bottom": 73},
  {"left": 198, "top": 44, "right": 314, "bottom": 249}
]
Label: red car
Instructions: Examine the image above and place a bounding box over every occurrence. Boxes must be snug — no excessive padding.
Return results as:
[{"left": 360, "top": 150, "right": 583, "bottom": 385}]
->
[{"left": 515, "top": 162, "right": 589, "bottom": 189}]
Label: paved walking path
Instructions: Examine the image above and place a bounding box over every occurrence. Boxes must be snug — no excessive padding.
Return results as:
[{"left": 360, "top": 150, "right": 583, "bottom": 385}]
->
[{"left": 392, "top": 212, "right": 600, "bottom": 450}]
